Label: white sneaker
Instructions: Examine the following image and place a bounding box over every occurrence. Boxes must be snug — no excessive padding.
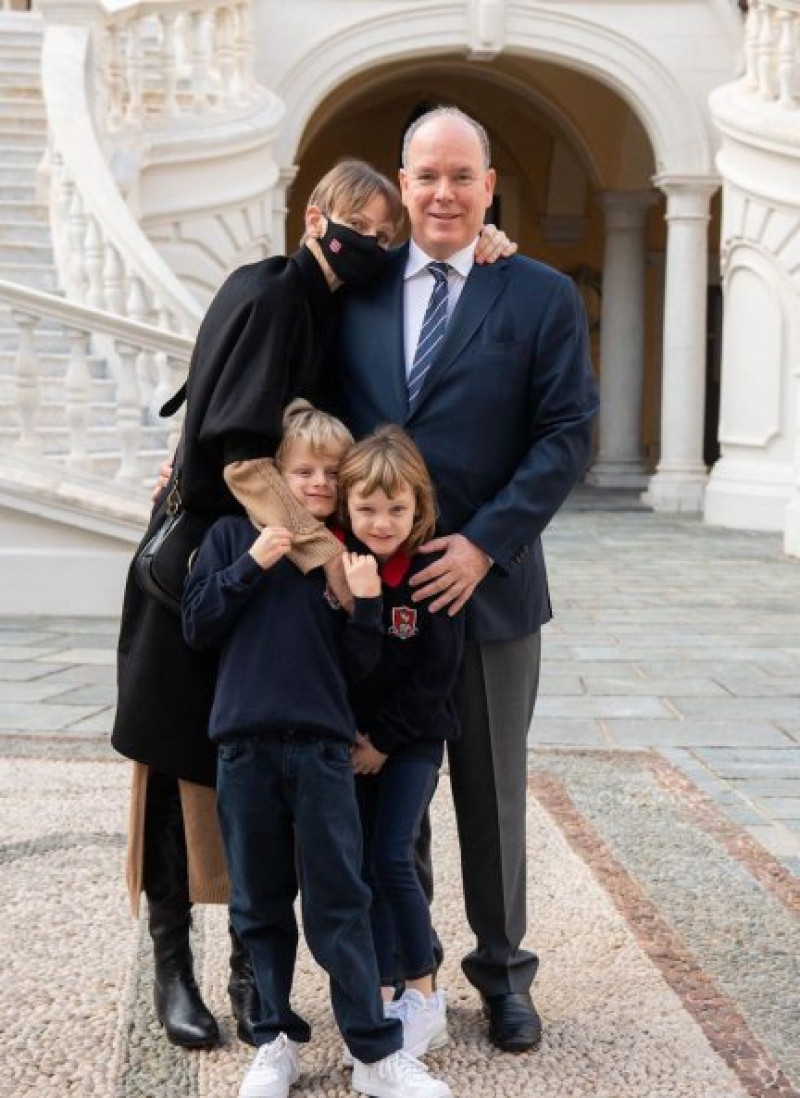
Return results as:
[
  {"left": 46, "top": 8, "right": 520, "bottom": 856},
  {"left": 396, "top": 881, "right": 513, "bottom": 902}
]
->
[
  {"left": 238, "top": 1033, "right": 300, "bottom": 1098},
  {"left": 352, "top": 1049, "right": 452, "bottom": 1098},
  {"left": 388, "top": 989, "right": 448, "bottom": 1057}
]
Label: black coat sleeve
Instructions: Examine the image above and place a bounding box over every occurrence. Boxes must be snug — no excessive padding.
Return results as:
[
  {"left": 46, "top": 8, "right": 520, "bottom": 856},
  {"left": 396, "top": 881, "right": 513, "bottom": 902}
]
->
[
  {"left": 367, "top": 606, "right": 464, "bottom": 756},
  {"left": 182, "top": 523, "right": 266, "bottom": 650}
]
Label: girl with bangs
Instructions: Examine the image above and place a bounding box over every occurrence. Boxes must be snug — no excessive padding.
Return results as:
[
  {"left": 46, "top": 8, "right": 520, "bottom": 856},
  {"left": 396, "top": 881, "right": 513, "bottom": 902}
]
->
[{"left": 337, "top": 426, "right": 465, "bottom": 1064}]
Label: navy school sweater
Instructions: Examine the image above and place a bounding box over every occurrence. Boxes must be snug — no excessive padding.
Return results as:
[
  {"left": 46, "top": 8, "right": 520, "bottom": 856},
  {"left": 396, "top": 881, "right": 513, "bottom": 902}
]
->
[
  {"left": 346, "top": 538, "right": 465, "bottom": 766},
  {"left": 182, "top": 516, "right": 382, "bottom": 744}
]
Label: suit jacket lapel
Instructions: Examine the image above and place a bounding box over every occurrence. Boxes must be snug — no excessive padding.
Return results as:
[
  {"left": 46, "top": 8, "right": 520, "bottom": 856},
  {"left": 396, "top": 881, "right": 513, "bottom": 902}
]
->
[
  {"left": 408, "top": 259, "right": 510, "bottom": 420},
  {"left": 377, "top": 245, "right": 409, "bottom": 423}
]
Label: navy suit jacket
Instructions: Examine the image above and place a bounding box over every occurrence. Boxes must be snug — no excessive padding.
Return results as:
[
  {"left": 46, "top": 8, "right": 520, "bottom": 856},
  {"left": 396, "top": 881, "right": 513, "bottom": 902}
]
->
[{"left": 334, "top": 244, "right": 599, "bottom": 642}]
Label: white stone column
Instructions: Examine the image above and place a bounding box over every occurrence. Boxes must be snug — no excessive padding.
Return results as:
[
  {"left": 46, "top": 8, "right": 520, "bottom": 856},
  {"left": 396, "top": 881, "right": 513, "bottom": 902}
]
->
[
  {"left": 271, "top": 165, "right": 297, "bottom": 257},
  {"left": 642, "top": 176, "right": 718, "bottom": 513},
  {"left": 586, "top": 190, "right": 656, "bottom": 488}
]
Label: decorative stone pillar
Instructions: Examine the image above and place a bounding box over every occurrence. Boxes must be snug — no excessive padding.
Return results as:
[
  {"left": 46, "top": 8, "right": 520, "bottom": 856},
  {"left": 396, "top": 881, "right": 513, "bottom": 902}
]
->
[
  {"left": 271, "top": 165, "right": 298, "bottom": 256},
  {"left": 642, "top": 176, "right": 718, "bottom": 513},
  {"left": 586, "top": 190, "right": 656, "bottom": 488}
]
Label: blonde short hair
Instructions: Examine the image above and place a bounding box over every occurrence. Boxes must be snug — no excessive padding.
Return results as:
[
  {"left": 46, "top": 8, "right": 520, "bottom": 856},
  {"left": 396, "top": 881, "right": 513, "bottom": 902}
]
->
[
  {"left": 275, "top": 399, "right": 353, "bottom": 466},
  {"left": 303, "top": 159, "right": 404, "bottom": 242},
  {"left": 337, "top": 426, "right": 437, "bottom": 554}
]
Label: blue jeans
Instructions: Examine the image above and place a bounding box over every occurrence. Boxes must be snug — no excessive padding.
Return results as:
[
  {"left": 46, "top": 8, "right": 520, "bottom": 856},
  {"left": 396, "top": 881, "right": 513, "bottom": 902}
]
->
[
  {"left": 356, "top": 755, "right": 439, "bottom": 985},
  {"left": 216, "top": 732, "right": 402, "bottom": 1063}
]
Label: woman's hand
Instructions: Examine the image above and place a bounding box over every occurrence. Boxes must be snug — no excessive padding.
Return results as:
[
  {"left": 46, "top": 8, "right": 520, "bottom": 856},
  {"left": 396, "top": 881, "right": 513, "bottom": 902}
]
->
[
  {"left": 248, "top": 526, "right": 293, "bottom": 571},
  {"left": 351, "top": 732, "right": 387, "bottom": 775},
  {"left": 474, "top": 223, "right": 518, "bottom": 265},
  {"left": 342, "top": 551, "right": 381, "bottom": 598},
  {"left": 152, "top": 458, "right": 174, "bottom": 502}
]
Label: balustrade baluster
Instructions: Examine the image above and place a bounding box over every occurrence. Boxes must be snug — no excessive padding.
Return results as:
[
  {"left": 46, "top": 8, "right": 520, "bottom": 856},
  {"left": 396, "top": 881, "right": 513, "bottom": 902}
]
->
[
  {"left": 190, "top": 9, "right": 210, "bottom": 112},
  {"left": 63, "top": 326, "right": 93, "bottom": 471},
  {"left": 114, "top": 340, "right": 143, "bottom": 483},
  {"left": 84, "top": 217, "right": 106, "bottom": 311},
  {"left": 152, "top": 307, "right": 177, "bottom": 422},
  {"left": 215, "top": 5, "right": 236, "bottom": 109},
  {"left": 102, "top": 25, "right": 126, "bottom": 131},
  {"left": 124, "top": 17, "right": 145, "bottom": 126},
  {"left": 756, "top": 1, "right": 777, "bottom": 100},
  {"left": 127, "top": 274, "right": 158, "bottom": 416},
  {"left": 103, "top": 242, "right": 126, "bottom": 316},
  {"left": 12, "top": 312, "right": 42, "bottom": 456},
  {"left": 776, "top": 9, "right": 799, "bottom": 108},
  {"left": 68, "top": 189, "right": 89, "bottom": 303},
  {"left": 161, "top": 12, "right": 181, "bottom": 118},
  {"left": 744, "top": 1, "right": 761, "bottom": 90},
  {"left": 233, "top": 1, "right": 255, "bottom": 102}
]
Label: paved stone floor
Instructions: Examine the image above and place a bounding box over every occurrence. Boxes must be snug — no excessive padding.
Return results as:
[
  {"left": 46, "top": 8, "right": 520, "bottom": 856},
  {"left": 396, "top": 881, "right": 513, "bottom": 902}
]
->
[{"left": 1, "top": 497, "right": 799, "bottom": 1097}]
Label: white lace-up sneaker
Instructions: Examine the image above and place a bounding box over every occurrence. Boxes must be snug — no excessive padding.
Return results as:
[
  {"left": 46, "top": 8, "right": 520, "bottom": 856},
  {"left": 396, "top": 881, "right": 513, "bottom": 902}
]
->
[
  {"left": 238, "top": 1033, "right": 300, "bottom": 1098},
  {"left": 352, "top": 1049, "right": 452, "bottom": 1098},
  {"left": 388, "top": 989, "right": 448, "bottom": 1057}
]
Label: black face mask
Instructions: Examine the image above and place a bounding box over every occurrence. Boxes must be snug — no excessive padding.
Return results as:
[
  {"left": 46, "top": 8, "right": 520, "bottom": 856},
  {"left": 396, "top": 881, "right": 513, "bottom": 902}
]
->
[{"left": 316, "top": 220, "right": 390, "bottom": 287}]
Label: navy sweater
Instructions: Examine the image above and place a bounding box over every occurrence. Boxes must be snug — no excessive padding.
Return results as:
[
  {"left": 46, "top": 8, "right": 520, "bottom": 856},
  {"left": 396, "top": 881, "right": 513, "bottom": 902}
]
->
[
  {"left": 347, "top": 541, "right": 465, "bottom": 765},
  {"left": 183, "top": 516, "right": 382, "bottom": 744}
]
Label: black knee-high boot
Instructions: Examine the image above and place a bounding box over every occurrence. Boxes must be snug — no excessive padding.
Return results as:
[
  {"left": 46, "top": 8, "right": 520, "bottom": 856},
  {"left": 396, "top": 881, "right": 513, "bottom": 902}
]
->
[
  {"left": 228, "top": 923, "right": 259, "bottom": 1045},
  {"left": 144, "top": 773, "right": 220, "bottom": 1050}
]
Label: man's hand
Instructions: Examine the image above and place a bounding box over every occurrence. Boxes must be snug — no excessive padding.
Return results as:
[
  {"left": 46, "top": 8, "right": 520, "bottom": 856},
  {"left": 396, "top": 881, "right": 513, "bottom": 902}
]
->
[
  {"left": 475, "top": 224, "right": 518, "bottom": 265},
  {"left": 351, "top": 732, "right": 387, "bottom": 775},
  {"left": 342, "top": 552, "right": 381, "bottom": 599},
  {"left": 409, "top": 534, "right": 492, "bottom": 615},
  {"left": 248, "top": 526, "right": 293, "bottom": 571},
  {"left": 152, "top": 458, "right": 174, "bottom": 503}
]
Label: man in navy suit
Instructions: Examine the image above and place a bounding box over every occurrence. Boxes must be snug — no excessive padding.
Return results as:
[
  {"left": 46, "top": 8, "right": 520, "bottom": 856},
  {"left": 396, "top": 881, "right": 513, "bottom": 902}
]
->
[{"left": 335, "top": 106, "right": 598, "bottom": 1052}]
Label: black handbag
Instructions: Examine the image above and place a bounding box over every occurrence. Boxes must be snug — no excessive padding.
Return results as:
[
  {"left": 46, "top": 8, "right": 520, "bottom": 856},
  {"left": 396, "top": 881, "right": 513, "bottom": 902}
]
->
[{"left": 134, "top": 474, "right": 210, "bottom": 617}]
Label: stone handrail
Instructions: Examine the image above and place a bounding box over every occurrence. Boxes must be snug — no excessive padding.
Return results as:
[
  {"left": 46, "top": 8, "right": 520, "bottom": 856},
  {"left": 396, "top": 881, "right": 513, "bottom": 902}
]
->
[
  {"left": 742, "top": 0, "right": 800, "bottom": 107},
  {"left": 0, "top": 277, "right": 192, "bottom": 485}
]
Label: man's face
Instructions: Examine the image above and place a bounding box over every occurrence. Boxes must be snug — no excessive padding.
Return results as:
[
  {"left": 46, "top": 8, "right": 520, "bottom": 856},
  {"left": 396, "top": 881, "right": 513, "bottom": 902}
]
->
[{"left": 399, "top": 117, "right": 496, "bottom": 259}]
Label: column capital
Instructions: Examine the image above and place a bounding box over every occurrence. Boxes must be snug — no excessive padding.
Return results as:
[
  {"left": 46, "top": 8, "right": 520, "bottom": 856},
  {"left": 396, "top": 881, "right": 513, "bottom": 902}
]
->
[
  {"left": 653, "top": 174, "right": 720, "bottom": 220},
  {"left": 596, "top": 190, "right": 659, "bottom": 231}
]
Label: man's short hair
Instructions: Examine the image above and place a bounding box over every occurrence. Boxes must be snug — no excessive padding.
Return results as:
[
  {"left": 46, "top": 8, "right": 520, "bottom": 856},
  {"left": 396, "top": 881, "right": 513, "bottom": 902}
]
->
[{"left": 401, "top": 106, "right": 492, "bottom": 170}]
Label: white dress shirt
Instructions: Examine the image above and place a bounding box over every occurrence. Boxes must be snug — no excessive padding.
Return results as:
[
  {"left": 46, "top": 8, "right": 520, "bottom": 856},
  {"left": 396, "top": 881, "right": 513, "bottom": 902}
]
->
[{"left": 403, "top": 238, "right": 477, "bottom": 377}]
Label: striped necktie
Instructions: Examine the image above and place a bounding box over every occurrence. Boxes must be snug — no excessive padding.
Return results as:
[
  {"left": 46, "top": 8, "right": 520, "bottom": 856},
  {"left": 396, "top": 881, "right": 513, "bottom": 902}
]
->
[{"left": 407, "top": 262, "right": 451, "bottom": 406}]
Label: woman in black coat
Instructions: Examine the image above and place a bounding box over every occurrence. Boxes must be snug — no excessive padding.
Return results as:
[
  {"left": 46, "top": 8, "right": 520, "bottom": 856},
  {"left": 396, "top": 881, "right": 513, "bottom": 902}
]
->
[{"left": 112, "top": 159, "right": 405, "bottom": 1049}]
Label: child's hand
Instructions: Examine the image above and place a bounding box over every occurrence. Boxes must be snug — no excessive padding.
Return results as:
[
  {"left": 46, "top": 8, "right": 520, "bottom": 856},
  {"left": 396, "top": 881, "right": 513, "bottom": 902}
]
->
[
  {"left": 351, "top": 733, "right": 387, "bottom": 775},
  {"left": 342, "top": 551, "right": 381, "bottom": 598},
  {"left": 248, "top": 526, "right": 293, "bottom": 571}
]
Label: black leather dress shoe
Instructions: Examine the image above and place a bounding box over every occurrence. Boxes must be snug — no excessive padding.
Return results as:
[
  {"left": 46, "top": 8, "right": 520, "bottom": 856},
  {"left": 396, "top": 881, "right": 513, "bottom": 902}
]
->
[{"left": 481, "top": 991, "right": 542, "bottom": 1053}]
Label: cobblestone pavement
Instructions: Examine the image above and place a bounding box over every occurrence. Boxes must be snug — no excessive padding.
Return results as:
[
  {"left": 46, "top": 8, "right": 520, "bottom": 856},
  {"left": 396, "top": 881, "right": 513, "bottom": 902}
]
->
[{"left": 1, "top": 497, "right": 799, "bottom": 1097}]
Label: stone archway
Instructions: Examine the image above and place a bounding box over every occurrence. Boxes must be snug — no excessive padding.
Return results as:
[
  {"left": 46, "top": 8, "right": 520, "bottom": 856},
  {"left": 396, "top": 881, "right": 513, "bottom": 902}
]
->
[{"left": 267, "top": 3, "right": 728, "bottom": 509}]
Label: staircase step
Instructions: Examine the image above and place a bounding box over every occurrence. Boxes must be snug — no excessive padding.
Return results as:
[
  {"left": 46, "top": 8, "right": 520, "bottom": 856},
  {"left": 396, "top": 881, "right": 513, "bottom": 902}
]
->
[
  {"left": 0, "top": 423, "right": 171, "bottom": 454},
  {"left": 0, "top": 164, "right": 43, "bottom": 184},
  {"left": 0, "top": 347, "right": 109, "bottom": 379},
  {"left": 0, "top": 98, "right": 44, "bottom": 117},
  {"left": 0, "top": 219, "right": 52, "bottom": 242},
  {"left": 0, "top": 127, "right": 46, "bottom": 145},
  {"left": 0, "top": 79, "right": 41, "bottom": 94},
  {"left": 0, "top": 397, "right": 122, "bottom": 428},
  {"left": 0, "top": 200, "right": 48, "bottom": 221},
  {"left": 0, "top": 114, "right": 46, "bottom": 132},
  {"left": 0, "top": 145, "right": 43, "bottom": 165},
  {"left": 0, "top": 262, "right": 57, "bottom": 290},
  {"left": 0, "top": 183, "right": 41, "bottom": 202},
  {"left": 0, "top": 241, "right": 54, "bottom": 264}
]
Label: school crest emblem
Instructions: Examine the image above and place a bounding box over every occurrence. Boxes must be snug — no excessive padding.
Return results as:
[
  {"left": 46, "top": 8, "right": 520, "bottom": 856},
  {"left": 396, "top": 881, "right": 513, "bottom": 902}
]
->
[{"left": 389, "top": 606, "right": 418, "bottom": 639}]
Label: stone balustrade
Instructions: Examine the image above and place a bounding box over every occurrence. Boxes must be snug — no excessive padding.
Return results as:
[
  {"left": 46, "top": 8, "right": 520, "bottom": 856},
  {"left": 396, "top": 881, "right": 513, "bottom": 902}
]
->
[
  {"left": 94, "top": 0, "right": 260, "bottom": 131},
  {"left": 743, "top": 0, "right": 800, "bottom": 108},
  {"left": 0, "top": 278, "right": 191, "bottom": 486}
]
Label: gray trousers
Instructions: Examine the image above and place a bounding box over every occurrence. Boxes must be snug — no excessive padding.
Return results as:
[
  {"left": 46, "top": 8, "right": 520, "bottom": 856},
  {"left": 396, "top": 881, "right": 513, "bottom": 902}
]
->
[{"left": 447, "top": 633, "right": 541, "bottom": 997}]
